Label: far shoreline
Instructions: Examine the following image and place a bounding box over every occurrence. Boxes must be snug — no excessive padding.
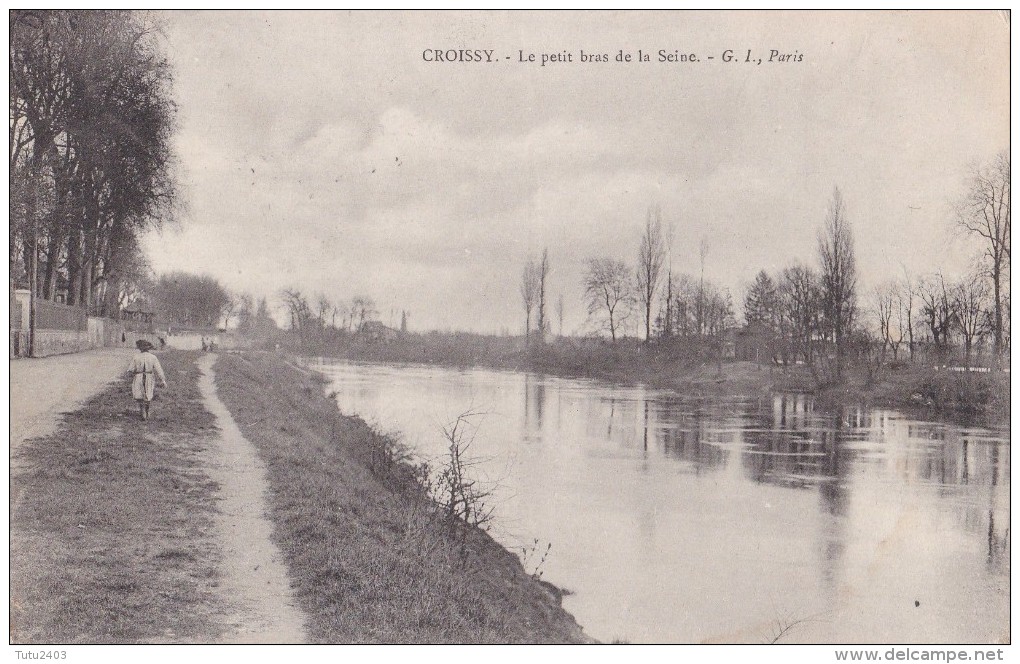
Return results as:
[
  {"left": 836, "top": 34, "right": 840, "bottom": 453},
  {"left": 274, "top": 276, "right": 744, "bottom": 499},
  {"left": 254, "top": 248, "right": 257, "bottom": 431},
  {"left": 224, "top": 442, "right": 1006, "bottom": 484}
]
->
[{"left": 292, "top": 334, "right": 1009, "bottom": 431}]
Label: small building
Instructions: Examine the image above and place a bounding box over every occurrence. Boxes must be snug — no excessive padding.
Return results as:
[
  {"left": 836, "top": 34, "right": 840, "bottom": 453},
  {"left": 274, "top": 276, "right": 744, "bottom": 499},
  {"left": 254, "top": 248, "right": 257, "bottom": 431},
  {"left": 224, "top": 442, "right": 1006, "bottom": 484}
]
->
[
  {"left": 121, "top": 305, "right": 156, "bottom": 332},
  {"left": 734, "top": 323, "right": 777, "bottom": 363}
]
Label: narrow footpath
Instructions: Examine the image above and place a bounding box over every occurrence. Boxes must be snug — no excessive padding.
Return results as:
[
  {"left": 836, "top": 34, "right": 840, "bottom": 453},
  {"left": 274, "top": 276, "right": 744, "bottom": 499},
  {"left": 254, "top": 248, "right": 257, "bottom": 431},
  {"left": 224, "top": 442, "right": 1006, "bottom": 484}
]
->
[{"left": 197, "top": 353, "right": 307, "bottom": 643}]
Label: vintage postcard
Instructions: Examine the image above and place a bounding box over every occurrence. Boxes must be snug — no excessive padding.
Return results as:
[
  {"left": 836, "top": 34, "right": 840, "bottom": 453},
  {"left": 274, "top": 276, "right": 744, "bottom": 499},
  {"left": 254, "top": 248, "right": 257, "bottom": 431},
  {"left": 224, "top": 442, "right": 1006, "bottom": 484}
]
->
[{"left": 8, "top": 9, "right": 1010, "bottom": 658}]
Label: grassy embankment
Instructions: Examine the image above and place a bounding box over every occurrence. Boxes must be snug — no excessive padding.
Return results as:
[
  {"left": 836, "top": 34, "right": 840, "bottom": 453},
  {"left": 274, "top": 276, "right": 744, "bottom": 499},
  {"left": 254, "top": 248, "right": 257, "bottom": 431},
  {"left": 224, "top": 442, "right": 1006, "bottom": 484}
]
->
[
  {"left": 810, "top": 363, "right": 1010, "bottom": 427},
  {"left": 11, "top": 351, "right": 225, "bottom": 643},
  {"left": 12, "top": 348, "right": 588, "bottom": 644},
  {"left": 213, "top": 351, "right": 588, "bottom": 643},
  {"left": 302, "top": 332, "right": 1009, "bottom": 426}
]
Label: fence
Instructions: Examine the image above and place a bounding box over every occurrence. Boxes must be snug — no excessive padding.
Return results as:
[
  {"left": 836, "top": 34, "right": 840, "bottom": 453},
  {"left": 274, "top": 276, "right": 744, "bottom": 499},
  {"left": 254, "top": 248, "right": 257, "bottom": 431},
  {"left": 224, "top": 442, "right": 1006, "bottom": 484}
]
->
[{"left": 9, "top": 291, "right": 158, "bottom": 358}]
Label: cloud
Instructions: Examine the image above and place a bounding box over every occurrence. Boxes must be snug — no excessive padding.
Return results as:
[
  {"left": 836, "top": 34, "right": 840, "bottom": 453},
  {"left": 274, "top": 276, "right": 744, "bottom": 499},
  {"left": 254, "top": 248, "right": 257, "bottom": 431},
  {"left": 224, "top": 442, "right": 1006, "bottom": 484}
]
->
[{"left": 146, "top": 11, "right": 1009, "bottom": 334}]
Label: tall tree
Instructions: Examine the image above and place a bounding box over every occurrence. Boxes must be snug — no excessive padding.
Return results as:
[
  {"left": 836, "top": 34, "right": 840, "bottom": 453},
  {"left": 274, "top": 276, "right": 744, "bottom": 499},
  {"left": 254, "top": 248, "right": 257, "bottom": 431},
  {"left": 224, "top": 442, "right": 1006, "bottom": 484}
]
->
[
  {"left": 956, "top": 151, "right": 1010, "bottom": 360},
  {"left": 636, "top": 206, "right": 666, "bottom": 341},
  {"left": 697, "top": 238, "right": 710, "bottom": 334},
  {"left": 817, "top": 187, "right": 858, "bottom": 377},
  {"left": 555, "top": 293, "right": 565, "bottom": 337},
  {"left": 536, "top": 248, "right": 550, "bottom": 340},
  {"left": 10, "top": 11, "right": 177, "bottom": 318},
  {"left": 584, "top": 257, "right": 632, "bottom": 341},
  {"left": 519, "top": 257, "right": 539, "bottom": 339},
  {"left": 897, "top": 272, "right": 916, "bottom": 361}
]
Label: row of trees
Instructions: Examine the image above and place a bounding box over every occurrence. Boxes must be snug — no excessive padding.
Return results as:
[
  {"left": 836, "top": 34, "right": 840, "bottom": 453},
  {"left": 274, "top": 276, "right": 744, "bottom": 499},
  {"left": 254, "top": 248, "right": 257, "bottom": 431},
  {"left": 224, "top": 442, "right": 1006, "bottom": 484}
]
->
[
  {"left": 740, "top": 188, "right": 860, "bottom": 375},
  {"left": 741, "top": 153, "right": 1010, "bottom": 370},
  {"left": 868, "top": 270, "right": 1008, "bottom": 366},
  {"left": 523, "top": 206, "right": 737, "bottom": 343},
  {"left": 523, "top": 150, "right": 1008, "bottom": 376},
  {"left": 10, "top": 10, "right": 177, "bottom": 317},
  {"left": 279, "top": 289, "right": 404, "bottom": 343}
]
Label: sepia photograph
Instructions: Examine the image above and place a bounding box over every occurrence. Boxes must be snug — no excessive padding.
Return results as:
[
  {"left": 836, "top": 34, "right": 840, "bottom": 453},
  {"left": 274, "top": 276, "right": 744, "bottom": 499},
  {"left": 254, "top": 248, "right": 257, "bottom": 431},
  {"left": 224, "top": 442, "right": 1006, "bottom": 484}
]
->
[{"left": 8, "top": 8, "right": 1011, "bottom": 656}]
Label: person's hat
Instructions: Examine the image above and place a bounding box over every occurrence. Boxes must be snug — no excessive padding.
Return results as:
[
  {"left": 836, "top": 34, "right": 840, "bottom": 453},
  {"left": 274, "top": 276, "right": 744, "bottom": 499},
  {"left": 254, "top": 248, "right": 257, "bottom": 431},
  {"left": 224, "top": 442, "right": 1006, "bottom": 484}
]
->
[{"left": 136, "top": 339, "right": 154, "bottom": 351}]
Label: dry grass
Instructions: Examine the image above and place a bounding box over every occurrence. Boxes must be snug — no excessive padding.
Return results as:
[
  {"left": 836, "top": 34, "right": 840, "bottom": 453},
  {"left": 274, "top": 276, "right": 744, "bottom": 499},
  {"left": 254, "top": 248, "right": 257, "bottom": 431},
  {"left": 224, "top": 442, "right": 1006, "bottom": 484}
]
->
[
  {"left": 213, "top": 351, "right": 589, "bottom": 644},
  {"left": 10, "top": 351, "right": 226, "bottom": 644}
]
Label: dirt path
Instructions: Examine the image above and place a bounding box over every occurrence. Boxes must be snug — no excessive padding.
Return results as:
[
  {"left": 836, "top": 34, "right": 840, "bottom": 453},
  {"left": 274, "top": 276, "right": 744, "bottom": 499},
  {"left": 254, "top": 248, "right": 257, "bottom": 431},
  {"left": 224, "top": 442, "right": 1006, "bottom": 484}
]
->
[
  {"left": 9, "top": 348, "right": 134, "bottom": 448},
  {"left": 197, "top": 353, "right": 307, "bottom": 643}
]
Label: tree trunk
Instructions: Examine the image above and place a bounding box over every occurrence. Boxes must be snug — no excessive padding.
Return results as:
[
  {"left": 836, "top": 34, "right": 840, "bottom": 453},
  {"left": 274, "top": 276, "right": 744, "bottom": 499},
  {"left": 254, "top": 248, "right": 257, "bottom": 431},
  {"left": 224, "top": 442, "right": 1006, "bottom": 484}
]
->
[
  {"left": 907, "top": 309, "right": 914, "bottom": 361},
  {"left": 67, "top": 237, "right": 82, "bottom": 307},
  {"left": 42, "top": 227, "right": 63, "bottom": 301},
  {"left": 992, "top": 263, "right": 1002, "bottom": 367}
]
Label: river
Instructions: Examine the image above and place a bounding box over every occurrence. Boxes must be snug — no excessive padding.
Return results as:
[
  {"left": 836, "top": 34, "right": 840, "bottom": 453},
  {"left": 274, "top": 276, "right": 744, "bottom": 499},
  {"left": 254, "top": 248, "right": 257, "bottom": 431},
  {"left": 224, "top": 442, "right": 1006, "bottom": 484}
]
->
[{"left": 310, "top": 359, "right": 1010, "bottom": 644}]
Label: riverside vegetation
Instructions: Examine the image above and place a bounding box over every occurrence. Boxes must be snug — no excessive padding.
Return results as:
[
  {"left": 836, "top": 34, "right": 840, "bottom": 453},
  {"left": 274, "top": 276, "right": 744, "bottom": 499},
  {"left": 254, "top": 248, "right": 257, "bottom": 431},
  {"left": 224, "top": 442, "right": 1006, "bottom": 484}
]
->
[
  {"left": 10, "top": 349, "right": 587, "bottom": 644},
  {"left": 212, "top": 351, "right": 588, "bottom": 643},
  {"left": 293, "top": 332, "right": 1009, "bottom": 428}
]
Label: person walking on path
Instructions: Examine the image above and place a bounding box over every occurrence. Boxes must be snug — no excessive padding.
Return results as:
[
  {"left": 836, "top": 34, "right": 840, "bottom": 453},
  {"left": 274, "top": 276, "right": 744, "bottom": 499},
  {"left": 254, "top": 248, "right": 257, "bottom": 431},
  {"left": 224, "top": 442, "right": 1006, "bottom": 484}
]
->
[{"left": 128, "top": 339, "right": 168, "bottom": 421}]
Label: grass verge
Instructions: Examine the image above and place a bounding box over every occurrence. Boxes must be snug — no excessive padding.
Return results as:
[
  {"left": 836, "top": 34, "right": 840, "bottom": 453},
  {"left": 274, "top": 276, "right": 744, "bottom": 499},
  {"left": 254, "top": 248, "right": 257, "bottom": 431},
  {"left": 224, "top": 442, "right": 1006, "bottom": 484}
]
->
[
  {"left": 213, "top": 350, "right": 589, "bottom": 644},
  {"left": 10, "top": 350, "right": 225, "bottom": 643}
]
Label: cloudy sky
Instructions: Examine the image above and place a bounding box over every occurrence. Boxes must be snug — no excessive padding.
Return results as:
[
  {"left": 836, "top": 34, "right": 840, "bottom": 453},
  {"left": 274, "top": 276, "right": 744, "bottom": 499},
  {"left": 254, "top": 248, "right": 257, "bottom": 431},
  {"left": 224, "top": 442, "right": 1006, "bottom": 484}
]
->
[{"left": 143, "top": 10, "right": 1010, "bottom": 333}]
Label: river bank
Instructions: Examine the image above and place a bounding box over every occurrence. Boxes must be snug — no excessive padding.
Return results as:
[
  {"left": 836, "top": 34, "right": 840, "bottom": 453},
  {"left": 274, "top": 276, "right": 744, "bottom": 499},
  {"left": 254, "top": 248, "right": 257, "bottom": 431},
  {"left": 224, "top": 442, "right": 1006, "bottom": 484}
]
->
[
  {"left": 213, "top": 350, "right": 589, "bottom": 643},
  {"left": 10, "top": 348, "right": 588, "bottom": 644},
  {"left": 297, "top": 333, "right": 1009, "bottom": 428}
]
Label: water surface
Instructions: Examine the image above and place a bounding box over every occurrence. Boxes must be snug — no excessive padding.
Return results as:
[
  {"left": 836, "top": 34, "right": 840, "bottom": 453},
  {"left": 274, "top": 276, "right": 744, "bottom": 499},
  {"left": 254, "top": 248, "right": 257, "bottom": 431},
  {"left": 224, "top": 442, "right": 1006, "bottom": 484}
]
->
[{"left": 312, "top": 359, "right": 1010, "bottom": 644}]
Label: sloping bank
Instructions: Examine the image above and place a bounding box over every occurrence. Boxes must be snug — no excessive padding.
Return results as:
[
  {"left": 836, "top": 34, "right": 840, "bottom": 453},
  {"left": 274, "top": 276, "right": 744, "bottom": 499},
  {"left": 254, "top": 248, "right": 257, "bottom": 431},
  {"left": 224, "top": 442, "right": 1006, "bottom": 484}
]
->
[{"left": 212, "top": 351, "right": 589, "bottom": 643}]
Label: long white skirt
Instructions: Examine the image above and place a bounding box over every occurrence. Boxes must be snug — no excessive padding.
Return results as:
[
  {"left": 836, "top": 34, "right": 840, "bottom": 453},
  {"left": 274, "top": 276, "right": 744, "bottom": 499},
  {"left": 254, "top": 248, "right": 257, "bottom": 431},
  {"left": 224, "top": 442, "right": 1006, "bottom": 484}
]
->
[{"left": 132, "top": 373, "right": 155, "bottom": 402}]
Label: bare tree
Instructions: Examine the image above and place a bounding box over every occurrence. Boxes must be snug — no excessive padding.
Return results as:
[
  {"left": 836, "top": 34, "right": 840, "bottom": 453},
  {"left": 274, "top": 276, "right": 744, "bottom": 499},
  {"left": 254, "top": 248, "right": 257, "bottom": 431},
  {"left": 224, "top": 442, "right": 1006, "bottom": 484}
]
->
[
  {"left": 636, "top": 206, "right": 666, "bottom": 341},
  {"left": 873, "top": 282, "right": 897, "bottom": 361},
  {"left": 583, "top": 257, "right": 632, "bottom": 341},
  {"left": 917, "top": 272, "right": 955, "bottom": 350},
  {"left": 350, "top": 296, "right": 378, "bottom": 332},
  {"left": 953, "top": 273, "right": 990, "bottom": 367},
  {"left": 897, "top": 271, "right": 916, "bottom": 361},
  {"left": 817, "top": 187, "right": 858, "bottom": 377},
  {"left": 777, "top": 263, "right": 821, "bottom": 365},
  {"left": 519, "top": 257, "right": 540, "bottom": 340},
  {"left": 221, "top": 293, "right": 239, "bottom": 330},
  {"left": 280, "top": 288, "right": 312, "bottom": 340},
  {"left": 661, "top": 270, "right": 674, "bottom": 338},
  {"left": 697, "top": 238, "right": 710, "bottom": 334},
  {"left": 662, "top": 221, "right": 676, "bottom": 338},
  {"left": 956, "top": 151, "right": 1009, "bottom": 360}
]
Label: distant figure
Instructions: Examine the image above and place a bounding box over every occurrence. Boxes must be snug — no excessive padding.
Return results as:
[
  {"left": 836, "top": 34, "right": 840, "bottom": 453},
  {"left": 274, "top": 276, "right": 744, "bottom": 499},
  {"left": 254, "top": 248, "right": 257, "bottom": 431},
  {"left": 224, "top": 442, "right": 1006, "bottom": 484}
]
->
[
  {"left": 121, "top": 331, "right": 126, "bottom": 344},
  {"left": 128, "top": 340, "right": 168, "bottom": 421},
  {"left": 201, "top": 336, "right": 208, "bottom": 352}
]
